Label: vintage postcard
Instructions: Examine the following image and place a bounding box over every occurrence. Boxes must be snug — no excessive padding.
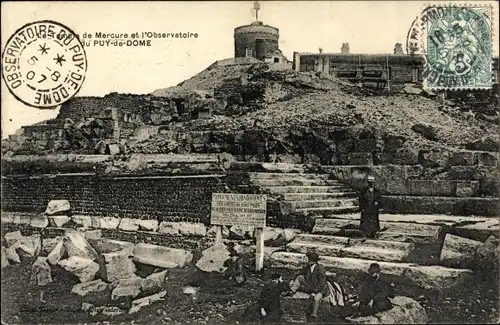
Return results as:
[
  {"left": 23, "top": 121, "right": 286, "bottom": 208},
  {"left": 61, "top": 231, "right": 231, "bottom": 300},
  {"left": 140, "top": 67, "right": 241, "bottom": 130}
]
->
[{"left": 1, "top": 1, "right": 499, "bottom": 324}]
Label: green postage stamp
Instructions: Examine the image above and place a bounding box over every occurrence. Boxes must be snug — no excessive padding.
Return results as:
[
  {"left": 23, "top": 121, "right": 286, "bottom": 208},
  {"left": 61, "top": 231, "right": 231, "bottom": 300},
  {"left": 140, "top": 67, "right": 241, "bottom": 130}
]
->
[{"left": 421, "top": 5, "right": 493, "bottom": 90}]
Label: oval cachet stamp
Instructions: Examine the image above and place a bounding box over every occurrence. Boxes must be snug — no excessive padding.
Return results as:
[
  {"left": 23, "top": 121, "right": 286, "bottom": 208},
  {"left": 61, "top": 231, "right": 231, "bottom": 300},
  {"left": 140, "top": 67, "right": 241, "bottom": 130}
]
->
[
  {"left": 419, "top": 5, "right": 493, "bottom": 90},
  {"left": 2, "top": 20, "right": 87, "bottom": 108}
]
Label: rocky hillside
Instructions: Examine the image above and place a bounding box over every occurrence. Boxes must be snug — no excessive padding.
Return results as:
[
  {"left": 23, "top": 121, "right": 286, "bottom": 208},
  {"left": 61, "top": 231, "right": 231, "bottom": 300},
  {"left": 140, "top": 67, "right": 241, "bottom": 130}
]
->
[{"left": 2, "top": 62, "right": 499, "bottom": 162}]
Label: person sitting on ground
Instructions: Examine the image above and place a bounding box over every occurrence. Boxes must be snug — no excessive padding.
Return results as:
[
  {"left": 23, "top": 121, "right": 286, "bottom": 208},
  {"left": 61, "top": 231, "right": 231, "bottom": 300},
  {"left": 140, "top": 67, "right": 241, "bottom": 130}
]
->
[
  {"left": 258, "top": 272, "right": 291, "bottom": 323},
  {"left": 290, "top": 251, "right": 330, "bottom": 318},
  {"left": 223, "top": 250, "right": 246, "bottom": 286},
  {"left": 355, "top": 263, "right": 395, "bottom": 316}
]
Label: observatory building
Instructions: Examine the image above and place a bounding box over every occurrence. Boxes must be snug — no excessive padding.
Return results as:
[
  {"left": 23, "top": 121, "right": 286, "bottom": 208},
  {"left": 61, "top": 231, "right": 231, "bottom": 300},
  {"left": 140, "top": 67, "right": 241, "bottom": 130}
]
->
[{"left": 233, "top": 1, "right": 288, "bottom": 65}]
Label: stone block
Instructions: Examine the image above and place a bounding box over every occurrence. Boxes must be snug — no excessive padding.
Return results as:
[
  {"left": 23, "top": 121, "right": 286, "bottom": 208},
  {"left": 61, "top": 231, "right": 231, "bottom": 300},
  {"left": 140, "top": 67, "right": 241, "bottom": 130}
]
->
[
  {"left": 1, "top": 213, "right": 15, "bottom": 223},
  {"left": 141, "top": 270, "right": 168, "bottom": 295},
  {"left": 90, "top": 216, "right": 101, "bottom": 228},
  {"left": 47, "top": 239, "right": 67, "bottom": 265},
  {"left": 111, "top": 276, "right": 144, "bottom": 300},
  {"left": 12, "top": 214, "right": 32, "bottom": 225},
  {"left": 440, "top": 234, "right": 482, "bottom": 268},
  {"left": 137, "top": 220, "right": 159, "bottom": 232},
  {"left": 72, "top": 279, "right": 109, "bottom": 297},
  {"left": 99, "top": 217, "right": 121, "bottom": 229},
  {"left": 456, "top": 181, "right": 479, "bottom": 197},
  {"left": 385, "top": 180, "right": 408, "bottom": 195},
  {"left": 129, "top": 291, "right": 167, "bottom": 314},
  {"left": 30, "top": 215, "right": 49, "bottom": 228},
  {"left": 49, "top": 215, "right": 71, "bottom": 228},
  {"left": 58, "top": 256, "right": 100, "bottom": 283},
  {"left": 347, "top": 152, "right": 373, "bottom": 165},
  {"left": 4, "top": 231, "right": 23, "bottom": 247},
  {"left": 476, "top": 152, "right": 499, "bottom": 167},
  {"left": 418, "top": 150, "right": 450, "bottom": 168},
  {"left": 63, "top": 230, "right": 99, "bottom": 261},
  {"left": 431, "top": 181, "right": 456, "bottom": 196},
  {"left": 133, "top": 243, "right": 193, "bottom": 269},
  {"left": 72, "top": 215, "right": 92, "bottom": 229},
  {"left": 158, "top": 222, "right": 180, "bottom": 235},
  {"left": 391, "top": 148, "right": 419, "bottom": 165},
  {"left": 404, "top": 165, "right": 424, "bottom": 179},
  {"left": 118, "top": 218, "right": 139, "bottom": 232},
  {"left": 348, "top": 296, "right": 428, "bottom": 324},
  {"left": 177, "top": 222, "right": 207, "bottom": 237},
  {"left": 1, "top": 246, "right": 9, "bottom": 269},
  {"left": 84, "top": 230, "right": 102, "bottom": 241},
  {"left": 448, "top": 151, "right": 476, "bottom": 166},
  {"left": 408, "top": 180, "right": 434, "bottom": 196},
  {"left": 88, "top": 238, "right": 134, "bottom": 255},
  {"left": 195, "top": 244, "right": 230, "bottom": 273},
  {"left": 45, "top": 200, "right": 71, "bottom": 216},
  {"left": 101, "top": 251, "right": 137, "bottom": 283}
]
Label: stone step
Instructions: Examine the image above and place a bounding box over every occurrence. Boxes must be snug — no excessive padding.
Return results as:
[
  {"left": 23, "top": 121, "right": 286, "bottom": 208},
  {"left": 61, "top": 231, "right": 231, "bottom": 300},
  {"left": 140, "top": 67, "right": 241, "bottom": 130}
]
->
[
  {"left": 249, "top": 173, "right": 330, "bottom": 180},
  {"left": 283, "top": 198, "right": 358, "bottom": 209},
  {"left": 282, "top": 192, "right": 358, "bottom": 200},
  {"left": 287, "top": 241, "right": 411, "bottom": 263},
  {"left": 295, "top": 206, "right": 359, "bottom": 215},
  {"left": 310, "top": 227, "right": 437, "bottom": 244},
  {"left": 294, "top": 234, "right": 415, "bottom": 251},
  {"left": 270, "top": 252, "right": 473, "bottom": 290},
  {"left": 252, "top": 178, "right": 343, "bottom": 187},
  {"left": 313, "top": 218, "right": 442, "bottom": 238},
  {"left": 262, "top": 185, "right": 352, "bottom": 194}
]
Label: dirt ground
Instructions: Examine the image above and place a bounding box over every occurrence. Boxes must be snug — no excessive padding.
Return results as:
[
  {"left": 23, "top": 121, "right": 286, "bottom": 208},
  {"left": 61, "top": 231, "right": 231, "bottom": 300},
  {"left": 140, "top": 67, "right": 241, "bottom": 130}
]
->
[{"left": 1, "top": 256, "right": 498, "bottom": 325}]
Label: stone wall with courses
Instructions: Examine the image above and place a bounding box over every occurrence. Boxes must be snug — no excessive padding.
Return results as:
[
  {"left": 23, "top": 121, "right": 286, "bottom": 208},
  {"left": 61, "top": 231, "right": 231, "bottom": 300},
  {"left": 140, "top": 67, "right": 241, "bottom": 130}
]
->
[{"left": 1, "top": 174, "right": 228, "bottom": 224}]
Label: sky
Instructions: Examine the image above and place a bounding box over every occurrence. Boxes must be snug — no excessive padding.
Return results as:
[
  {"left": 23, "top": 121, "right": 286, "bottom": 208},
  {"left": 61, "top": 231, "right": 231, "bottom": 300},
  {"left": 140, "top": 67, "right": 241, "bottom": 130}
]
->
[{"left": 1, "top": 0, "right": 499, "bottom": 138}]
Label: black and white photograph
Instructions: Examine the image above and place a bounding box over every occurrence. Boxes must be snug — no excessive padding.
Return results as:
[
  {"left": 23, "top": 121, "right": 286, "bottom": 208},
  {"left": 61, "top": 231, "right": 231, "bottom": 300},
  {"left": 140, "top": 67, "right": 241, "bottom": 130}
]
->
[{"left": 1, "top": 1, "right": 499, "bottom": 324}]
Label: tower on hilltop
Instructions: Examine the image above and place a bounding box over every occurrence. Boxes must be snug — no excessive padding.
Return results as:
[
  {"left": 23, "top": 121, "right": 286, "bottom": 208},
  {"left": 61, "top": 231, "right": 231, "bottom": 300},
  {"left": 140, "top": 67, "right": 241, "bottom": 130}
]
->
[{"left": 234, "top": 1, "right": 279, "bottom": 60}]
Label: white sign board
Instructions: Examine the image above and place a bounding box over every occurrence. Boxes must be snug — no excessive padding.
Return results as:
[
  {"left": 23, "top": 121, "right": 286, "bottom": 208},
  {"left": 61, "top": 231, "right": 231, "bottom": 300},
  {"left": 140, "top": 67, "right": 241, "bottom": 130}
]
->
[{"left": 210, "top": 193, "right": 267, "bottom": 228}]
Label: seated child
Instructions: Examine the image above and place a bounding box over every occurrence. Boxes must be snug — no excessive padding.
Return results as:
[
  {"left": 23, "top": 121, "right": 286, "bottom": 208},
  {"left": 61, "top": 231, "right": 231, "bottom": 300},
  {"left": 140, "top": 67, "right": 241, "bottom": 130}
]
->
[
  {"left": 258, "top": 272, "right": 291, "bottom": 323},
  {"left": 223, "top": 250, "right": 246, "bottom": 286}
]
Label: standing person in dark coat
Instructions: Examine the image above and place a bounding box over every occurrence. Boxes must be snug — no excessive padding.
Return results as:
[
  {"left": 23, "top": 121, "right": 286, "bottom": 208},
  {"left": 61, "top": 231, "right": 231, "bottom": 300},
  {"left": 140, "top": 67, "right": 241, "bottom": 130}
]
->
[
  {"left": 290, "top": 252, "right": 329, "bottom": 318},
  {"left": 356, "top": 263, "right": 395, "bottom": 316},
  {"left": 259, "top": 272, "right": 290, "bottom": 323},
  {"left": 358, "top": 175, "right": 382, "bottom": 238}
]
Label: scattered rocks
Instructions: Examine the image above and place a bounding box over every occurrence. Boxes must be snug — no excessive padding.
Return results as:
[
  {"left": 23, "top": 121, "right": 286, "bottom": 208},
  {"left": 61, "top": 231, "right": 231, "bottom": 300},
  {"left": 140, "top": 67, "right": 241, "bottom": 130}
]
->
[{"left": 195, "top": 244, "right": 230, "bottom": 273}]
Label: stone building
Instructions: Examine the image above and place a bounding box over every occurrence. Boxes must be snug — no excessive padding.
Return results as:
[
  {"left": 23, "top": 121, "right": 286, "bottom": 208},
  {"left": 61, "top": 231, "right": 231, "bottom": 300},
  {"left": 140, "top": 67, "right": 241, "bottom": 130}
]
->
[{"left": 233, "top": 1, "right": 291, "bottom": 67}]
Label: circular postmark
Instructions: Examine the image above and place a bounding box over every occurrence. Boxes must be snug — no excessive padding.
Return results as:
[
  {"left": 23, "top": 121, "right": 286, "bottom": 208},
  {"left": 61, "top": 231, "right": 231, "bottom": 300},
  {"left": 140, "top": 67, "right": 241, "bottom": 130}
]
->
[
  {"left": 2, "top": 20, "right": 87, "bottom": 108},
  {"left": 420, "top": 6, "right": 492, "bottom": 89}
]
